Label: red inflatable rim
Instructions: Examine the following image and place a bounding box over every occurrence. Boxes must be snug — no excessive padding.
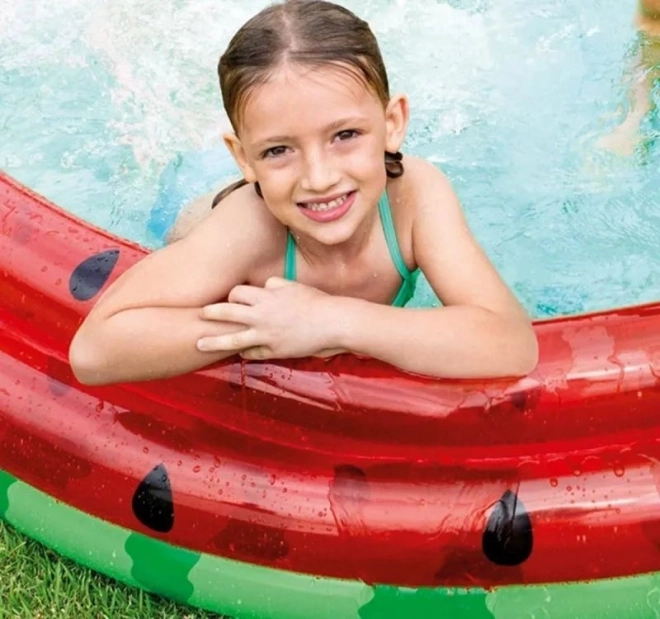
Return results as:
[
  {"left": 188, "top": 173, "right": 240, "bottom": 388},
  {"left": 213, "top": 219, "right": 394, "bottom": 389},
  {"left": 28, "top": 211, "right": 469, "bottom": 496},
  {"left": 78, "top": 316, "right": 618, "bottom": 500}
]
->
[{"left": 2, "top": 170, "right": 660, "bottom": 589}]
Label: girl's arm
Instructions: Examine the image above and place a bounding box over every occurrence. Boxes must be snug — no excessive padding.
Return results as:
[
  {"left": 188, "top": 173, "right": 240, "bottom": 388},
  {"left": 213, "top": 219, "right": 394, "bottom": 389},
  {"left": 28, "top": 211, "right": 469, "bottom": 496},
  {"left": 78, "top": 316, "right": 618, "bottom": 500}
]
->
[
  {"left": 326, "top": 160, "right": 537, "bottom": 378},
  {"left": 69, "top": 187, "right": 276, "bottom": 385},
  {"left": 328, "top": 299, "right": 536, "bottom": 379}
]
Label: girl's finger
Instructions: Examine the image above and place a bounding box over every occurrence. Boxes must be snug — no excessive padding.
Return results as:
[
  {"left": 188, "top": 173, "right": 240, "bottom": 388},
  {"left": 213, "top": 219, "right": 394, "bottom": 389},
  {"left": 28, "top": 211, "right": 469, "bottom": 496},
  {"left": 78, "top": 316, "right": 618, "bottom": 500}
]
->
[
  {"left": 228, "top": 284, "right": 266, "bottom": 305},
  {"left": 239, "top": 346, "right": 271, "bottom": 360},
  {"left": 197, "top": 328, "right": 259, "bottom": 352},
  {"left": 201, "top": 302, "right": 253, "bottom": 323},
  {"left": 264, "top": 276, "right": 295, "bottom": 289}
]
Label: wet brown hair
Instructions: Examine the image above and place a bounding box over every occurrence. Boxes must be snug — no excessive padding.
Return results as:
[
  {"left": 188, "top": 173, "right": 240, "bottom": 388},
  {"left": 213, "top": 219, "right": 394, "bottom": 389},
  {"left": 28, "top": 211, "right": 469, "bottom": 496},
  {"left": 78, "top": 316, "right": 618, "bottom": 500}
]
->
[{"left": 213, "top": 0, "right": 403, "bottom": 206}]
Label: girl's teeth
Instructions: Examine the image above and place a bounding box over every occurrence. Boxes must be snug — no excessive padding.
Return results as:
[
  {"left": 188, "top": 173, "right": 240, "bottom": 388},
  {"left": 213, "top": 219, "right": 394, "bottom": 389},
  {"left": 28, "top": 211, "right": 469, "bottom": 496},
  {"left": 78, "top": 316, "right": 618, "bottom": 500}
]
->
[{"left": 304, "top": 194, "right": 348, "bottom": 211}]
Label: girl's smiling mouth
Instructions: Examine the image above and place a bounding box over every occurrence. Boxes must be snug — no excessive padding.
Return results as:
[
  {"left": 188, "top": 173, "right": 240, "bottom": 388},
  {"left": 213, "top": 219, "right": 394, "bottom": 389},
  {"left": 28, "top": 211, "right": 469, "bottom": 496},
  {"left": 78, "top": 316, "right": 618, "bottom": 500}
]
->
[{"left": 297, "top": 190, "right": 356, "bottom": 222}]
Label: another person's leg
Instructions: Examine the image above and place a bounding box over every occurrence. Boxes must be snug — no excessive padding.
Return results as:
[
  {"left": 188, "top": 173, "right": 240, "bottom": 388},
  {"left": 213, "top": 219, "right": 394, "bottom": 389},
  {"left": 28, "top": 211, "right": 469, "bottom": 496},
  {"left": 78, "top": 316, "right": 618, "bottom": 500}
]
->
[{"left": 597, "top": 0, "right": 660, "bottom": 155}]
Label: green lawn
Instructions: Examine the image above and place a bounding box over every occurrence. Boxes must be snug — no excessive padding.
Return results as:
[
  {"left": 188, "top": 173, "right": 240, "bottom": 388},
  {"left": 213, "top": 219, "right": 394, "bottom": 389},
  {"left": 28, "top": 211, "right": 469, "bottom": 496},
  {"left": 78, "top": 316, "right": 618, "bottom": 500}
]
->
[{"left": 0, "top": 520, "right": 225, "bottom": 619}]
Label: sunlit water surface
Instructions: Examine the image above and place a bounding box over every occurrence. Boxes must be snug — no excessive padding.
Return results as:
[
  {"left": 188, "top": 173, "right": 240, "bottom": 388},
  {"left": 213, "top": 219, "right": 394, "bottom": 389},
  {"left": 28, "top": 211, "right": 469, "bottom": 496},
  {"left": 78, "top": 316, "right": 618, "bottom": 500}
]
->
[{"left": 1, "top": 0, "right": 659, "bottom": 316}]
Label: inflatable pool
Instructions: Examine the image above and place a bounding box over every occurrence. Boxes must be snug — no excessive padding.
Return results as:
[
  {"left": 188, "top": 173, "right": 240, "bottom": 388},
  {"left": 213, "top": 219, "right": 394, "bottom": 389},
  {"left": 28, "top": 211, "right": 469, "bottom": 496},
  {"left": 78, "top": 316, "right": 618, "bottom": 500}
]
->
[{"left": 2, "top": 169, "right": 660, "bottom": 618}]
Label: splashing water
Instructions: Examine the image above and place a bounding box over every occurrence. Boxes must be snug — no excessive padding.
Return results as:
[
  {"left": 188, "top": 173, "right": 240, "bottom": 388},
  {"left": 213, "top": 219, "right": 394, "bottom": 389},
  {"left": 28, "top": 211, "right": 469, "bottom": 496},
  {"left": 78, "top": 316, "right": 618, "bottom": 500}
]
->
[{"left": 1, "top": 0, "right": 658, "bottom": 316}]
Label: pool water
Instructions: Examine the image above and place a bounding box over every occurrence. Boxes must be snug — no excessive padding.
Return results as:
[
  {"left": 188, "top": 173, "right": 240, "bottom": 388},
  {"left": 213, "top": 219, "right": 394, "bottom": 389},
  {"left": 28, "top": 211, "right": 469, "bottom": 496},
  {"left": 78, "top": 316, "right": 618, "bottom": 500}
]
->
[{"left": 1, "top": 0, "right": 659, "bottom": 317}]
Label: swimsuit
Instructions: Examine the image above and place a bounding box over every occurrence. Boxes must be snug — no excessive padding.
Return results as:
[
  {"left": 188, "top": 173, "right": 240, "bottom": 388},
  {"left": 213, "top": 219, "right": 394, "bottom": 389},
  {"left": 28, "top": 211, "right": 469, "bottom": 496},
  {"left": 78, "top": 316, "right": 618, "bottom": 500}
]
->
[{"left": 284, "top": 192, "right": 419, "bottom": 307}]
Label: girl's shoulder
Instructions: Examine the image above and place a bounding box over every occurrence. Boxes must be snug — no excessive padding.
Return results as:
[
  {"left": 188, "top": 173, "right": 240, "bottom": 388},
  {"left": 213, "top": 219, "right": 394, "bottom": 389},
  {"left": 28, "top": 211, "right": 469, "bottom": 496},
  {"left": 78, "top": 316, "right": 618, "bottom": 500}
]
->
[
  {"left": 200, "top": 183, "right": 287, "bottom": 283},
  {"left": 387, "top": 154, "right": 458, "bottom": 224},
  {"left": 395, "top": 155, "right": 456, "bottom": 204}
]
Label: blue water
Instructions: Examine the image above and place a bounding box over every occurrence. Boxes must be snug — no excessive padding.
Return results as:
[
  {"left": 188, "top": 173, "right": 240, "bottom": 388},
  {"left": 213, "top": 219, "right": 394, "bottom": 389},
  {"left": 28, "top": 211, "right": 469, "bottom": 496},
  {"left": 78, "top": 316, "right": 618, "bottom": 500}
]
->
[{"left": 1, "top": 0, "right": 659, "bottom": 317}]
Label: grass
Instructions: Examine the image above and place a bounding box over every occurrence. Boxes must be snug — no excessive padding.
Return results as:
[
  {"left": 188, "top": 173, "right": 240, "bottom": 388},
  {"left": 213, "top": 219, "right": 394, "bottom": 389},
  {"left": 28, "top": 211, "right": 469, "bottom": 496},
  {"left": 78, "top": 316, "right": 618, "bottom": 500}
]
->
[{"left": 0, "top": 520, "right": 226, "bottom": 619}]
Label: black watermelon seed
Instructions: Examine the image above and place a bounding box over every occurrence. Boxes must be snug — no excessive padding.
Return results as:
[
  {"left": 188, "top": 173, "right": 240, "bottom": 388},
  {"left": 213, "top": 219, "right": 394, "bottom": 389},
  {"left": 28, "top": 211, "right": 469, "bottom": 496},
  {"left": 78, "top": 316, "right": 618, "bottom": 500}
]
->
[
  {"left": 482, "top": 490, "right": 533, "bottom": 566},
  {"left": 69, "top": 249, "right": 120, "bottom": 301},
  {"left": 510, "top": 392, "right": 528, "bottom": 411},
  {"left": 132, "top": 463, "right": 174, "bottom": 533},
  {"left": 334, "top": 464, "right": 368, "bottom": 483},
  {"left": 509, "top": 388, "right": 541, "bottom": 412},
  {"left": 331, "top": 465, "right": 370, "bottom": 503}
]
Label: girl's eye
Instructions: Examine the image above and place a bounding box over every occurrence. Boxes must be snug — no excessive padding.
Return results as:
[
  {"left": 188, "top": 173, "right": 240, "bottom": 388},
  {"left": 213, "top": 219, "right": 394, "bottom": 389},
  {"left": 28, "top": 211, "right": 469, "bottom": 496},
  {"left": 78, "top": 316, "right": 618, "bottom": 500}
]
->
[
  {"left": 335, "top": 129, "right": 360, "bottom": 141},
  {"left": 262, "top": 145, "right": 288, "bottom": 159}
]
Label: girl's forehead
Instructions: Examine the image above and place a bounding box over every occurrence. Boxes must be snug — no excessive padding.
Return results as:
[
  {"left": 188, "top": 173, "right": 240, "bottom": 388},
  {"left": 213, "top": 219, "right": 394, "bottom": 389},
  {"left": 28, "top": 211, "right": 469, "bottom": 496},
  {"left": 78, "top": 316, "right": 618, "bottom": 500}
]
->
[
  {"left": 239, "top": 63, "right": 384, "bottom": 136},
  {"left": 267, "top": 62, "right": 364, "bottom": 89}
]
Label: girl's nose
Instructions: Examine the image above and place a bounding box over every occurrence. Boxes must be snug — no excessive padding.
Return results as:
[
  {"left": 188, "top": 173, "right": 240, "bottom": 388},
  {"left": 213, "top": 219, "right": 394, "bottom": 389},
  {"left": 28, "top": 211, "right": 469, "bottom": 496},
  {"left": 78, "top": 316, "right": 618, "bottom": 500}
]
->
[{"left": 300, "top": 152, "right": 341, "bottom": 193}]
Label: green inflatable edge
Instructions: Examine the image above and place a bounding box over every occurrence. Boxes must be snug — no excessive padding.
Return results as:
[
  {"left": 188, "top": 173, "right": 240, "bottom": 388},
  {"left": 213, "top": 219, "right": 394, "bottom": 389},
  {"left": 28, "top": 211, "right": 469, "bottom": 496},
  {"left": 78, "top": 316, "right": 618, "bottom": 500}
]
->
[{"left": 2, "top": 468, "right": 660, "bottom": 619}]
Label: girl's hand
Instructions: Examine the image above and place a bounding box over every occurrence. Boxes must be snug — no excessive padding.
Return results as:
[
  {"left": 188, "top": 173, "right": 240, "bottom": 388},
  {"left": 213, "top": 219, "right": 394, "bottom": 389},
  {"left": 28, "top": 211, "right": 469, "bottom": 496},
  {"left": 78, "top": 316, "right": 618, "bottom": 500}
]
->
[
  {"left": 197, "top": 277, "right": 339, "bottom": 360},
  {"left": 313, "top": 347, "right": 347, "bottom": 358}
]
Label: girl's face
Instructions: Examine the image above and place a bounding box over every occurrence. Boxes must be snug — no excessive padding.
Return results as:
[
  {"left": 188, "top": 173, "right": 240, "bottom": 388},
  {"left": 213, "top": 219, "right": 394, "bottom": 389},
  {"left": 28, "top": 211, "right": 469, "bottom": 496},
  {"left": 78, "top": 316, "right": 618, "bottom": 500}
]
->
[{"left": 225, "top": 63, "right": 408, "bottom": 248}]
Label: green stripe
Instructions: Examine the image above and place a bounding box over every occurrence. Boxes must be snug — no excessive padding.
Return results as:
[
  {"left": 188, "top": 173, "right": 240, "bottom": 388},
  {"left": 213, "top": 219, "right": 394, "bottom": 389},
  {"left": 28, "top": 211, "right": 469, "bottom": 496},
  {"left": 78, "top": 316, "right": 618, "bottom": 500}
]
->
[
  {"left": 2, "top": 468, "right": 660, "bottom": 618},
  {"left": 0, "top": 468, "right": 16, "bottom": 518}
]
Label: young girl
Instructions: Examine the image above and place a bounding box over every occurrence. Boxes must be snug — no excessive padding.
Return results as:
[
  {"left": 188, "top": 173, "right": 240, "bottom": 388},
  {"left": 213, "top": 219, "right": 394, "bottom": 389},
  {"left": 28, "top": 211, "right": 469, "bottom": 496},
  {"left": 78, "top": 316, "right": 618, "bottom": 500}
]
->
[{"left": 69, "top": 0, "right": 538, "bottom": 386}]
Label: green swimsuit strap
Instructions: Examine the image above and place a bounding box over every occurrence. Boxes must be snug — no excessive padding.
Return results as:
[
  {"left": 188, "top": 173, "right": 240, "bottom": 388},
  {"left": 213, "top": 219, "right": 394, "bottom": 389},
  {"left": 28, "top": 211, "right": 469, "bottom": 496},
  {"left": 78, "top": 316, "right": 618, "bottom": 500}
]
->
[
  {"left": 378, "top": 192, "right": 412, "bottom": 280},
  {"left": 378, "top": 192, "right": 417, "bottom": 307},
  {"left": 284, "top": 230, "right": 297, "bottom": 281}
]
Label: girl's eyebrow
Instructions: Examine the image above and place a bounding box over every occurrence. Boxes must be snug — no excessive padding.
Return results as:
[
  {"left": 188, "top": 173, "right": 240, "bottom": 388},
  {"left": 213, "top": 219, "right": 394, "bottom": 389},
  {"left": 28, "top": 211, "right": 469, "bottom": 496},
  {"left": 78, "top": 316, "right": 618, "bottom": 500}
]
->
[{"left": 252, "top": 116, "right": 370, "bottom": 148}]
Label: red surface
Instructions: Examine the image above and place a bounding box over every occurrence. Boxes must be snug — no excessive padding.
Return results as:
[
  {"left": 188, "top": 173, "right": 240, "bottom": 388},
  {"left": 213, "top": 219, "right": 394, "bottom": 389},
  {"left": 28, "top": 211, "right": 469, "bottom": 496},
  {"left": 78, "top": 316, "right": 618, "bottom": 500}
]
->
[{"left": 2, "top": 170, "right": 660, "bottom": 587}]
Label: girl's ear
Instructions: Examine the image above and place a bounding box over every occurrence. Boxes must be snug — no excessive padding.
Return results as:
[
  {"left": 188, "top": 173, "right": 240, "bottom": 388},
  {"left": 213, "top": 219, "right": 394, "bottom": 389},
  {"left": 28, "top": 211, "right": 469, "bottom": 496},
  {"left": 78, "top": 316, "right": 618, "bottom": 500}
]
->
[
  {"left": 223, "top": 133, "right": 258, "bottom": 183},
  {"left": 384, "top": 94, "right": 410, "bottom": 153}
]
